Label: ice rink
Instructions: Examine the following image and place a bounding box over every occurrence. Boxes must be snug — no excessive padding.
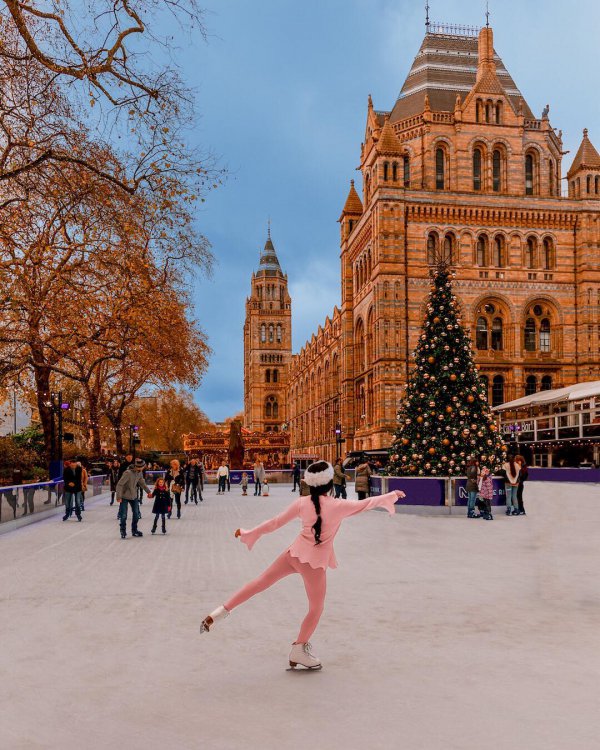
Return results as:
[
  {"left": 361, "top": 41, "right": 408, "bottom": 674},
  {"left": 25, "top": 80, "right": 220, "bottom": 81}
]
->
[{"left": 1, "top": 481, "right": 599, "bottom": 750}]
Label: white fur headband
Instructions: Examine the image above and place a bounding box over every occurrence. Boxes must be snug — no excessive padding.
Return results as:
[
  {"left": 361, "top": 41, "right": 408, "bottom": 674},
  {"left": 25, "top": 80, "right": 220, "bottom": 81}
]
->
[{"left": 304, "top": 462, "right": 334, "bottom": 487}]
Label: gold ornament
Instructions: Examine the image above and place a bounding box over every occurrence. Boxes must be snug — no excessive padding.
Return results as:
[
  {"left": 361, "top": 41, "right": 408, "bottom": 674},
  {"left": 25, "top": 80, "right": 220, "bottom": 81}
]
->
[
  {"left": 450, "top": 374, "right": 457, "bottom": 381},
  {"left": 428, "top": 447, "right": 436, "bottom": 455},
  {"left": 428, "top": 356, "right": 435, "bottom": 364}
]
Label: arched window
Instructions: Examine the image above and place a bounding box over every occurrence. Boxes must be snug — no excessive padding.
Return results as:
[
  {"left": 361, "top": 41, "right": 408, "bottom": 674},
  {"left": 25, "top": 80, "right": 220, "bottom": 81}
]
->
[
  {"left": 265, "top": 369, "right": 271, "bottom": 383},
  {"left": 525, "top": 152, "right": 535, "bottom": 195},
  {"left": 383, "top": 161, "right": 389, "bottom": 181},
  {"left": 485, "top": 101, "right": 491, "bottom": 123},
  {"left": 276, "top": 324, "right": 282, "bottom": 342},
  {"left": 355, "top": 319, "right": 366, "bottom": 372},
  {"left": 403, "top": 155, "right": 410, "bottom": 187},
  {"left": 272, "top": 369, "right": 278, "bottom": 383},
  {"left": 443, "top": 233, "right": 454, "bottom": 264},
  {"left": 596, "top": 176, "right": 600, "bottom": 195},
  {"left": 539, "top": 318, "right": 551, "bottom": 352},
  {"left": 541, "top": 375, "right": 552, "bottom": 391},
  {"left": 260, "top": 324, "right": 266, "bottom": 343},
  {"left": 476, "top": 235, "right": 488, "bottom": 266},
  {"left": 525, "top": 375, "right": 537, "bottom": 395},
  {"left": 549, "top": 159, "right": 555, "bottom": 196},
  {"left": 491, "top": 318, "right": 503, "bottom": 350},
  {"left": 525, "top": 237, "right": 536, "bottom": 268},
  {"left": 542, "top": 238, "right": 553, "bottom": 270},
  {"left": 492, "top": 375, "right": 505, "bottom": 407},
  {"left": 493, "top": 235, "right": 505, "bottom": 267},
  {"left": 524, "top": 318, "right": 536, "bottom": 351},
  {"left": 476, "top": 99, "right": 482, "bottom": 123},
  {"left": 273, "top": 400, "right": 279, "bottom": 419},
  {"left": 495, "top": 101, "right": 502, "bottom": 124},
  {"left": 427, "top": 232, "right": 438, "bottom": 265},
  {"left": 476, "top": 317, "right": 488, "bottom": 350},
  {"left": 268, "top": 324, "right": 274, "bottom": 342},
  {"left": 435, "top": 147, "right": 446, "bottom": 190},
  {"left": 265, "top": 397, "right": 273, "bottom": 418},
  {"left": 473, "top": 148, "right": 482, "bottom": 191},
  {"left": 493, "top": 148, "right": 502, "bottom": 192},
  {"left": 587, "top": 175, "right": 592, "bottom": 194},
  {"left": 392, "top": 161, "right": 398, "bottom": 181}
]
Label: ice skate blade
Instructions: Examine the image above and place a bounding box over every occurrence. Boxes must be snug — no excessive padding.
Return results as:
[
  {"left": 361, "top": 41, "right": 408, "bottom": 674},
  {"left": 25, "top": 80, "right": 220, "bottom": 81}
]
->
[{"left": 288, "top": 661, "right": 322, "bottom": 671}]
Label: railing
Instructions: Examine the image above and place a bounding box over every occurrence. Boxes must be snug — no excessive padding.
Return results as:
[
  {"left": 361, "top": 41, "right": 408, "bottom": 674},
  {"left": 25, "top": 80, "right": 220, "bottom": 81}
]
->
[{"left": 0, "top": 474, "right": 108, "bottom": 525}]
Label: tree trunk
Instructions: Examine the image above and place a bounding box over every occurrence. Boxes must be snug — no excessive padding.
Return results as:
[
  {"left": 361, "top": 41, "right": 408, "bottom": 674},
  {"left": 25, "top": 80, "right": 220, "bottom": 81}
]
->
[
  {"left": 85, "top": 388, "right": 102, "bottom": 454},
  {"left": 32, "top": 360, "right": 53, "bottom": 459}
]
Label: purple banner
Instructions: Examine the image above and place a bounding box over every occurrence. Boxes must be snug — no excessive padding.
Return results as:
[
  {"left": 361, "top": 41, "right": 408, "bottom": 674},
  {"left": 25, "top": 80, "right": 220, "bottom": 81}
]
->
[
  {"left": 369, "top": 476, "right": 383, "bottom": 496},
  {"left": 387, "top": 477, "right": 446, "bottom": 506},
  {"left": 527, "top": 468, "right": 600, "bottom": 483},
  {"left": 454, "top": 478, "right": 506, "bottom": 507}
]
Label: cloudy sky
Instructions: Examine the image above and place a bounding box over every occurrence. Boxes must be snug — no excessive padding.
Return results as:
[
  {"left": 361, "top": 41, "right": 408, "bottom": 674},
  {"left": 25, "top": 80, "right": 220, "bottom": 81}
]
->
[{"left": 178, "top": 0, "right": 600, "bottom": 421}]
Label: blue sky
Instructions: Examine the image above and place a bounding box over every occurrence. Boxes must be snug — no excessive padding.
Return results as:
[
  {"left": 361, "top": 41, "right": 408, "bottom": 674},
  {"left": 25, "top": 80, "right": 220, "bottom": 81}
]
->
[{"left": 177, "top": 0, "right": 600, "bottom": 421}]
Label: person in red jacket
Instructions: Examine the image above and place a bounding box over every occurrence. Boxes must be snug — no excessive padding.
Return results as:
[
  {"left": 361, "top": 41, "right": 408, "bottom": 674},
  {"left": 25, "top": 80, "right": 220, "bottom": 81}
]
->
[{"left": 199, "top": 460, "right": 405, "bottom": 670}]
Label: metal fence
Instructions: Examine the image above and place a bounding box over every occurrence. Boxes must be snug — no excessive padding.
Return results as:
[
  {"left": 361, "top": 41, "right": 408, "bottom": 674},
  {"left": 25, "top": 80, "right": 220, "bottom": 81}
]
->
[{"left": 0, "top": 474, "right": 108, "bottom": 525}]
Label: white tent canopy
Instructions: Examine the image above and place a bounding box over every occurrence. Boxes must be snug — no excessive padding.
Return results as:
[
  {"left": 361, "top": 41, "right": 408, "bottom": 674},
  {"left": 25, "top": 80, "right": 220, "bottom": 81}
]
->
[{"left": 493, "top": 380, "right": 600, "bottom": 412}]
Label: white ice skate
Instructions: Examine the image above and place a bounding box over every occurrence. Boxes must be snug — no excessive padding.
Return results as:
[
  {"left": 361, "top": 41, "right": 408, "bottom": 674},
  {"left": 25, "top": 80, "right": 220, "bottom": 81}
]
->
[
  {"left": 200, "top": 605, "right": 229, "bottom": 634},
  {"left": 288, "top": 642, "right": 322, "bottom": 670}
]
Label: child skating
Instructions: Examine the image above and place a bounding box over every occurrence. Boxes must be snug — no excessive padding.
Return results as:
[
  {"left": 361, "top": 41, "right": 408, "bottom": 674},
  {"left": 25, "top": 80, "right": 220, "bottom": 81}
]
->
[
  {"left": 478, "top": 466, "right": 494, "bottom": 520},
  {"left": 200, "top": 460, "right": 405, "bottom": 670},
  {"left": 150, "top": 477, "right": 171, "bottom": 534},
  {"left": 241, "top": 472, "right": 249, "bottom": 496}
]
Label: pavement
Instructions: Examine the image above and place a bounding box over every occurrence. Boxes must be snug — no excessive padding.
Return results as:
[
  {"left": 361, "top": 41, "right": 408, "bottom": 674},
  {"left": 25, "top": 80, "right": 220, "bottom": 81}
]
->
[{"left": 1, "top": 481, "right": 599, "bottom": 750}]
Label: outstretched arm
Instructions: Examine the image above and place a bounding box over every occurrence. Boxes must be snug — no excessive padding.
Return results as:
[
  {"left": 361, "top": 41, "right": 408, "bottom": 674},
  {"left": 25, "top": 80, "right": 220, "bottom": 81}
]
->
[
  {"left": 337, "top": 490, "right": 405, "bottom": 519},
  {"left": 238, "top": 498, "right": 302, "bottom": 551}
]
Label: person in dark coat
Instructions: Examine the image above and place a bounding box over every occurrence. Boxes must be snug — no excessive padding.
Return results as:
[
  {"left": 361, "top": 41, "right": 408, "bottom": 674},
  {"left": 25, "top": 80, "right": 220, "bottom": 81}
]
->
[
  {"left": 118, "top": 454, "right": 134, "bottom": 480},
  {"left": 292, "top": 462, "right": 301, "bottom": 492},
  {"left": 515, "top": 455, "right": 528, "bottom": 515},
  {"left": 151, "top": 477, "right": 171, "bottom": 534},
  {"left": 62, "top": 459, "right": 83, "bottom": 521},
  {"left": 185, "top": 459, "right": 202, "bottom": 504},
  {"left": 108, "top": 459, "right": 120, "bottom": 505}
]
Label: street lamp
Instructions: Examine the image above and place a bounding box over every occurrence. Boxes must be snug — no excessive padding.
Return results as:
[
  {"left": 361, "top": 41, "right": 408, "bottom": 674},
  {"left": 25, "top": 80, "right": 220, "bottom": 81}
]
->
[
  {"left": 335, "top": 421, "right": 343, "bottom": 458},
  {"left": 129, "top": 424, "right": 140, "bottom": 457}
]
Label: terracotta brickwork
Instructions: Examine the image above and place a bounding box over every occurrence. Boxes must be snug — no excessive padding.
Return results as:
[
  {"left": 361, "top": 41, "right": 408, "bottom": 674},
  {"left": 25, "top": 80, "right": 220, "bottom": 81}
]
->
[
  {"left": 243, "top": 232, "right": 292, "bottom": 433},
  {"left": 285, "top": 25, "right": 600, "bottom": 461}
]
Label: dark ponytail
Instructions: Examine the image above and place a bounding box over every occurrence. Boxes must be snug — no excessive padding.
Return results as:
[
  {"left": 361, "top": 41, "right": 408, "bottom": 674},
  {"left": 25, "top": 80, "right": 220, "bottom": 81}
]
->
[
  {"left": 305, "top": 460, "right": 334, "bottom": 546},
  {"left": 310, "top": 488, "right": 322, "bottom": 545}
]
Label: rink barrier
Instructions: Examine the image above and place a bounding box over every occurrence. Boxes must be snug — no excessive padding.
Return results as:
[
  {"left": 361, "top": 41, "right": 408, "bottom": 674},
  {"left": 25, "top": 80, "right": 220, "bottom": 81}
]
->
[
  {"left": 373, "top": 476, "right": 506, "bottom": 507},
  {"left": 0, "top": 474, "right": 108, "bottom": 527}
]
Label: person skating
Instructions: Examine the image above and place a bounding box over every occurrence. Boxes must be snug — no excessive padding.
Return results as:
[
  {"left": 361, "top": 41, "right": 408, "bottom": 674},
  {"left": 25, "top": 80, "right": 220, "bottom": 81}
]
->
[
  {"left": 478, "top": 466, "right": 494, "bottom": 520},
  {"left": 241, "top": 472, "right": 249, "bottom": 496},
  {"left": 199, "top": 460, "right": 405, "bottom": 670},
  {"left": 292, "top": 462, "right": 301, "bottom": 492},
  {"left": 216, "top": 462, "right": 229, "bottom": 495},
  {"left": 465, "top": 457, "right": 480, "bottom": 518},
  {"left": 502, "top": 457, "right": 520, "bottom": 515},
  {"left": 165, "top": 460, "right": 185, "bottom": 519},
  {"left": 62, "top": 459, "right": 83, "bottom": 522},
  {"left": 116, "top": 458, "right": 152, "bottom": 538},
  {"left": 332, "top": 458, "right": 349, "bottom": 499},
  {"left": 186, "top": 459, "right": 201, "bottom": 504},
  {"left": 354, "top": 460, "right": 372, "bottom": 500},
  {"left": 108, "top": 459, "right": 120, "bottom": 505},
  {"left": 253, "top": 460, "right": 265, "bottom": 496},
  {"left": 150, "top": 477, "right": 171, "bottom": 534},
  {"left": 78, "top": 460, "right": 88, "bottom": 512},
  {"left": 515, "top": 455, "right": 528, "bottom": 515}
]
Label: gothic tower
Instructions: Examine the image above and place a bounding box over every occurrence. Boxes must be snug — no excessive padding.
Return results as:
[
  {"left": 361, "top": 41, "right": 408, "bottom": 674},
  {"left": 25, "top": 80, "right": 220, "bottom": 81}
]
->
[{"left": 243, "top": 229, "right": 292, "bottom": 432}]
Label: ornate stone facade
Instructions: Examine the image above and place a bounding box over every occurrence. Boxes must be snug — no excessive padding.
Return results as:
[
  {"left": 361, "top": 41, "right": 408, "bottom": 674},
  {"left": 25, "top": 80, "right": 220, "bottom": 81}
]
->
[{"left": 285, "top": 24, "right": 600, "bottom": 463}]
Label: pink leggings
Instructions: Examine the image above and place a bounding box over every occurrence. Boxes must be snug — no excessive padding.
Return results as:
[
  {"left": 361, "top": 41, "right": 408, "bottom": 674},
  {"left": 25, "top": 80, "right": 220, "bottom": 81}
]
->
[{"left": 224, "top": 550, "right": 327, "bottom": 643}]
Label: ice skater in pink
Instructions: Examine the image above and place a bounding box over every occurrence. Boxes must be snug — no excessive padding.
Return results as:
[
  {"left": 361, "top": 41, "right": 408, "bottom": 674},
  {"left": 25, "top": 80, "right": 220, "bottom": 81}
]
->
[{"left": 200, "top": 460, "right": 405, "bottom": 669}]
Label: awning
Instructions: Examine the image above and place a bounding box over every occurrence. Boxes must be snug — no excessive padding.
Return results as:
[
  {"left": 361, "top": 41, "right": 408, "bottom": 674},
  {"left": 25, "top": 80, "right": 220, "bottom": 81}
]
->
[{"left": 493, "top": 380, "right": 600, "bottom": 412}]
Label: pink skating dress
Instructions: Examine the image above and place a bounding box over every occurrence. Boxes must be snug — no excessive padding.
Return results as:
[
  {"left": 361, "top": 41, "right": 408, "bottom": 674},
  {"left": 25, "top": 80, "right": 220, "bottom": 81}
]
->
[{"left": 239, "top": 491, "right": 399, "bottom": 570}]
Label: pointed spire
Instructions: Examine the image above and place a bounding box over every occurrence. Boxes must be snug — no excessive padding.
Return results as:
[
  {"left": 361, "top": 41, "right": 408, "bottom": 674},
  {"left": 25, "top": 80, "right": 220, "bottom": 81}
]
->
[
  {"left": 425, "top": 0, "right": 430, "bottom": 30},
  {"left": 256, "top": 226, "right": 283, "bottom": 277},
  {"left": 339, "top": 179, "right": 363, "bottom": 220},
  {"left": 568, "top": 128, "right": 600, "bottom": 178},
  {"left": 368, "top": 93, "right": 373, "bottom": 111},
  {"left": 470, "top": 25, "right": 504, "bottom": 95},
  {"left": 376, "top": 115, "right": 403, "bottom": 155}
]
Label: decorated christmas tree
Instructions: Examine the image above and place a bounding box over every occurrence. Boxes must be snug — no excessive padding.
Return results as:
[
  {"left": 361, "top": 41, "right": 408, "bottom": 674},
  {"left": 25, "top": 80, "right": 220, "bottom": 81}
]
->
[{"left": 388, "top": 263, "right": 505, "bottom": 476}]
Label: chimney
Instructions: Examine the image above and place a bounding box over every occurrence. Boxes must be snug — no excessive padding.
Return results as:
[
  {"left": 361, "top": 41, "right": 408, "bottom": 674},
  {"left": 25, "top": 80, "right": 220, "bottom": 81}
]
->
[{"left": 476, "top": 26, "right": 495, "bottom": 80}]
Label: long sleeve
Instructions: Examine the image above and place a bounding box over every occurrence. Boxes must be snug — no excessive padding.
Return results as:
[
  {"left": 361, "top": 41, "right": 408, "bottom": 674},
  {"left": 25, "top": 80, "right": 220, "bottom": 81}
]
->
[
  {"left": 239, "top": 498, "right": 302, "bottom": 551},
  {"left": 137, "top": 475, "right": 150, "bottom": 494},
  {"left": 335, "top": 491, "right": 398, "bottom": 520}
]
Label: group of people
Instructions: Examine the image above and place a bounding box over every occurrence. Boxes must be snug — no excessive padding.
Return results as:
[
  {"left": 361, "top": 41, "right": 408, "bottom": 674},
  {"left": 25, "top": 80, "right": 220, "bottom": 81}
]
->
[{"left": 465, "top": 455, "right": 528, "bottom": 521}]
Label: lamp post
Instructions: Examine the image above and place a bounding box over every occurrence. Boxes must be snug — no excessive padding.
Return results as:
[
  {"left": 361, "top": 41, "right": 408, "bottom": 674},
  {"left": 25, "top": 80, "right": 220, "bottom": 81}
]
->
[
  {"left": 335, "top": 421, "right": 343, "bottom": 458},
  {"left": 129, "top": 424, "right": 140, "bottom": 458}
]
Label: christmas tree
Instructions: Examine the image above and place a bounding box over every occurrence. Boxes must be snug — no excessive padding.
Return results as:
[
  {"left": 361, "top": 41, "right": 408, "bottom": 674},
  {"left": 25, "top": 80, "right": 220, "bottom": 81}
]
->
[{"left": 388, "top": 264, "right": 505, "bottom": 476}]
